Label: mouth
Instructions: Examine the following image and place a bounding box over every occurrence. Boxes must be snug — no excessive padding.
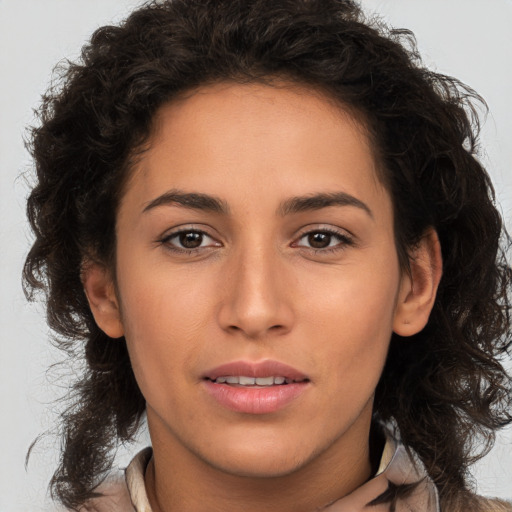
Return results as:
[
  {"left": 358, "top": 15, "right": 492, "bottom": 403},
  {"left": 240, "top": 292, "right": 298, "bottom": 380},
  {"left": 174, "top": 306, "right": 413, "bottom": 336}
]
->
[
  {"left": 203, "top": 359, "right": 310, "bottom": 385},
  {"left": 202, "top": 360, "right": 310, "bottom": 414},
  {"left": 205, "top": 375, "right": 309, "bottom": 387}
]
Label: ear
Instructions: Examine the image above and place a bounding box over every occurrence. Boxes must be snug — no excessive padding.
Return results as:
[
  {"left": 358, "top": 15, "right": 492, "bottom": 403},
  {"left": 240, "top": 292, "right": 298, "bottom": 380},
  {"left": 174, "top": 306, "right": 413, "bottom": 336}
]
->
[
  {"left": 81, "top": 262, "right": 124, "bottom": 339},
  {"left": 393, "top": 228, "right": 443, "bottom": 337}
]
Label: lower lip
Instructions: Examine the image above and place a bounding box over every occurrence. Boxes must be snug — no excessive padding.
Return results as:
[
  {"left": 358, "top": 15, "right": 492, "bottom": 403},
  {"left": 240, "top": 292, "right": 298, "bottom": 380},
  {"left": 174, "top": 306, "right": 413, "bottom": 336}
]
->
[{"left": 203, "top": 381, "right": 309, "bottom": 414}]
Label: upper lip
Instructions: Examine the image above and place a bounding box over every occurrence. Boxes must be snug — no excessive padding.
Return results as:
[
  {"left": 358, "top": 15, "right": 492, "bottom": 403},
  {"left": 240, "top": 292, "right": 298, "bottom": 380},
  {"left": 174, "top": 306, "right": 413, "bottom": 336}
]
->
[{"left": 203, "top": 360, "right": 309, "bottom": 381}]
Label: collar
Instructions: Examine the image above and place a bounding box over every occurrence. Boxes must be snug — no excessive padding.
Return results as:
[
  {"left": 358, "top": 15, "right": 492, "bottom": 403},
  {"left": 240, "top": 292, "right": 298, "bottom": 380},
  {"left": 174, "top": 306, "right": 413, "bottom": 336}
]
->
[{"left": 124, "top": 433, "right": 440, "bottom": 512}]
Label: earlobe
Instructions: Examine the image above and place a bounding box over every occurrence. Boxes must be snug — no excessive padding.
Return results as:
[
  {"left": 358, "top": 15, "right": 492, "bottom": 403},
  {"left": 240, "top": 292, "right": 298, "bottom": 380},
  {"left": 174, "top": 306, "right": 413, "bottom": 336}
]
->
[
  {"left": 393, "top": 228, "right": 443, "bottom": 337},
  {"left": 81, "top": 262, "right": 124, "bottom": 339}
]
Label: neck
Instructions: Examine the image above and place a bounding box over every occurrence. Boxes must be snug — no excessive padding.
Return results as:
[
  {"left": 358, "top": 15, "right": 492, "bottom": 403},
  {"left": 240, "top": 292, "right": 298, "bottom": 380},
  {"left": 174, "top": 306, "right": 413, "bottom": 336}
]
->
[{"left": 145, "top": 408, "right": 374, "bottom": 512}]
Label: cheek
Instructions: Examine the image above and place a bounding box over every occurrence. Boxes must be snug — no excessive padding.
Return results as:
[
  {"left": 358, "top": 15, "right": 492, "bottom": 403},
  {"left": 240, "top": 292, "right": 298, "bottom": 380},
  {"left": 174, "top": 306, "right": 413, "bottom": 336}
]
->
[
  {"left": 299, "top": 256, "right": 400, "bottom": 391},
  {"left": 301, "top": 254, "right": 400, "bottom": 333},
  {"left": 118, "top": 255, "right": 214, "bottom": 332},
  {"left": 115, "top": 261, "right": 216, "bottom": 401}
]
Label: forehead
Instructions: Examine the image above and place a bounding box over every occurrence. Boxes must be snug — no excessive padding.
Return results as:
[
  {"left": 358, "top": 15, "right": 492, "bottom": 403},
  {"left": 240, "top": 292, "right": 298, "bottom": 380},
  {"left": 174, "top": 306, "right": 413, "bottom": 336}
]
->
[
  {"left": 120, "top": 81, "right": 387, "bottom": 215},
  {"left": 150, "top": 80, "right": 374, "bottom": 157}
]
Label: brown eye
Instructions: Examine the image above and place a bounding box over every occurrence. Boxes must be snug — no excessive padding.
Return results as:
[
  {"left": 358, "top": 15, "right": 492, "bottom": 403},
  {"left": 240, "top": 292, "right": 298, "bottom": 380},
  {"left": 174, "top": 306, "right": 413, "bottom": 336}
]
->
[
  {"left": 179, "top": 231, "right": 203, "bottom": 248},
  {"left": 294, "top": 229, "right": 353, "bottom": 252},
  {"left": 307, "top": 232, "right": 332, "bottom": 249},
  {"left": 161, "top": 229, "right": 221, "bottom": 252}
]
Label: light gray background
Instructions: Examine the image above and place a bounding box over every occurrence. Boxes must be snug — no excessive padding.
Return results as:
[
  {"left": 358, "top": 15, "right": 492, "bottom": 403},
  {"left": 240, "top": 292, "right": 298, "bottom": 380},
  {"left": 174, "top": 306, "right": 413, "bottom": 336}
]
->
[{"left": 1, "top": 1, "right": 511, "bottom": 510}]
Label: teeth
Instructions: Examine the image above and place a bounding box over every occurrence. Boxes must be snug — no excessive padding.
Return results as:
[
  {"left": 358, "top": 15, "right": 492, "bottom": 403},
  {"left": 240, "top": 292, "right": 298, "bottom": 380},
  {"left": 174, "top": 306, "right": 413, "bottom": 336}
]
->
[
  {"left": 255, "top": 376, "right": 274, "bottom": 386},
  {"left": 212, "top": 376, "right": 295, "bottom": 386},
  {"left": 239, "top": 376, "right": 256, "bottom": 385}
]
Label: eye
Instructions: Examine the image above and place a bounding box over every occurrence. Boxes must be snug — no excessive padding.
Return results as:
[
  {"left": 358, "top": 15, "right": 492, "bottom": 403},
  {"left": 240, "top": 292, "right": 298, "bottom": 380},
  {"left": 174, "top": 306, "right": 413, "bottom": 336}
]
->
[
  {"left": 160, "top": 229, "right": 221, "bottom": 252},
  {"left": 294, "top": 229, "right": 354, "bottom": 252}
]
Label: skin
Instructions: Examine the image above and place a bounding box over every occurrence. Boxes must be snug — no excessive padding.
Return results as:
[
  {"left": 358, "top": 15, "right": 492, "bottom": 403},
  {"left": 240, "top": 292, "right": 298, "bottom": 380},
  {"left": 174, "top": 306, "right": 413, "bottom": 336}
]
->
[{"left": 84, "top": 82, "right": 442, "bottom": 512}]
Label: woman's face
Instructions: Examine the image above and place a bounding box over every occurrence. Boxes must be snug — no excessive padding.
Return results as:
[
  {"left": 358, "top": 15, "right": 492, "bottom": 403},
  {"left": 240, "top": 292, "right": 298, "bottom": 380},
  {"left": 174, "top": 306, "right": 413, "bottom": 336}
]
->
[{"left": 112, "top": 82, "right": 409, "bottom": 477}]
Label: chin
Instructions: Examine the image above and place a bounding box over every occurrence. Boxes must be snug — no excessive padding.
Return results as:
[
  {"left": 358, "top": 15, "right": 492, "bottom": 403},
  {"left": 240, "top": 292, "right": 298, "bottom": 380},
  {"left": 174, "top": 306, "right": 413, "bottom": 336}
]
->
[
  {"left": 196, "top": 435, "right": 318, "bottom": 478},
  {"left": 213, "top": 454, "right": 310, "bottom": 479}
]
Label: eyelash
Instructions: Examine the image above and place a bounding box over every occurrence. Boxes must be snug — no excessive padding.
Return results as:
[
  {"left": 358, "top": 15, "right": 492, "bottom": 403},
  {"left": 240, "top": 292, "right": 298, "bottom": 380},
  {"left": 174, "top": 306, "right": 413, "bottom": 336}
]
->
[
  {"left": 158, "top": 227, "right": 355, "bottom": 255},
  {"left": 293, "top": 228, "right": 355, "bottom": 254},
  {"left": 159, "top": 228, "right": 220, "bottom": 254}
]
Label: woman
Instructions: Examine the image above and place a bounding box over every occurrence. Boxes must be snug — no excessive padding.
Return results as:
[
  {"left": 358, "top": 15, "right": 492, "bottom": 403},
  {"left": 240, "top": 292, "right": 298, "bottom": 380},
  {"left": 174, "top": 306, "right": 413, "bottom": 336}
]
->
[{"left": 23, "top": 0, "right": 512, "bottom": 510}]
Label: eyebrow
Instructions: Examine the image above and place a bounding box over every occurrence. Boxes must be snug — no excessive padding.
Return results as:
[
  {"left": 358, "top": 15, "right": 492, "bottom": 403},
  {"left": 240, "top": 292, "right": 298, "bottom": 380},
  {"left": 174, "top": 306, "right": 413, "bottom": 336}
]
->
[
  {"left": 143, "top": 189, "right": 372, "bottom": 219},
  {"left": 278, "top": 192, "right": 373, "bottom": 219},
  {"left": 143, "top": 189, "right": 230, "bottom": 214}
]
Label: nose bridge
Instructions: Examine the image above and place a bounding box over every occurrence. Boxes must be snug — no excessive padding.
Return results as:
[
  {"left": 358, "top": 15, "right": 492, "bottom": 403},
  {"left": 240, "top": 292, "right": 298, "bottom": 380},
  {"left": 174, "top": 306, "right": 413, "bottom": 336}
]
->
[{"left": 218, "top": 237, "right": 293, "bottom": 338}]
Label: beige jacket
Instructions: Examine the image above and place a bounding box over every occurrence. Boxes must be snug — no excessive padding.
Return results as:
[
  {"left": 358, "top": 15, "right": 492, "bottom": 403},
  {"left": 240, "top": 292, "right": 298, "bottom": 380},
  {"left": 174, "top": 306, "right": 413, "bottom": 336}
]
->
[{"left": 80, "top": 437, "right": 511, "bottom": 512}]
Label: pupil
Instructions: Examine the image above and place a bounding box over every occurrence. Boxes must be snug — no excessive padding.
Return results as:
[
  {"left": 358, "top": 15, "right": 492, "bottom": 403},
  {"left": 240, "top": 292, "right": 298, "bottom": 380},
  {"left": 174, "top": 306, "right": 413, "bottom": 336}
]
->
[
  {"left": 179, "top": 232, "right": 202, "bottom": 249},
  {"left": 308, "top": 232, "right": 331, "bottom": 248}
]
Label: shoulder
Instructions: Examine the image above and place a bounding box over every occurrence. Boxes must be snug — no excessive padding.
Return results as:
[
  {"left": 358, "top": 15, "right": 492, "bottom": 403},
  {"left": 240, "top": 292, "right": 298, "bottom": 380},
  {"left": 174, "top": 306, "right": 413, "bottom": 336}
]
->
[
  {"left": 442, "top": 495, "right": 512, "bottom": 512},
  {"left": 60, "top": 448, "right": 151, "bottom": 512},
  {"left": 77, "top": 472, "right": 135, "bottom": 512},
  {"left": 475, "top": 497, "right": 512, "bottom": 512}
]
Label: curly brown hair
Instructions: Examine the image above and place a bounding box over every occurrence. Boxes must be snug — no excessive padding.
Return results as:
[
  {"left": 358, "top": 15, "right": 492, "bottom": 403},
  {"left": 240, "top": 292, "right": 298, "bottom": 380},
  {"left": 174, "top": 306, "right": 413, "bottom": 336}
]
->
[{"left": 23, "top": 0, "right": 512, "bottom": 510}]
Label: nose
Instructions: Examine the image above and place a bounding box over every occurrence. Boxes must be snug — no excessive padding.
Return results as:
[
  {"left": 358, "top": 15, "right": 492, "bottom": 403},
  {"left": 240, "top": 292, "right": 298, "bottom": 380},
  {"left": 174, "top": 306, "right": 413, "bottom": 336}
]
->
[{"left": 217, "top": 245, "right": 294, "bottom": 339}]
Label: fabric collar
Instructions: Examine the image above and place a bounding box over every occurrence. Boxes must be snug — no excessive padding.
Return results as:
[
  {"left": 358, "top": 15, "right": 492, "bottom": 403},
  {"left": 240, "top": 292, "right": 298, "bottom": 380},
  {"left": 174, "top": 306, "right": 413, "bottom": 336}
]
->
[{"left": 124, "top": 433, "right": 440, "bottom": 512}]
